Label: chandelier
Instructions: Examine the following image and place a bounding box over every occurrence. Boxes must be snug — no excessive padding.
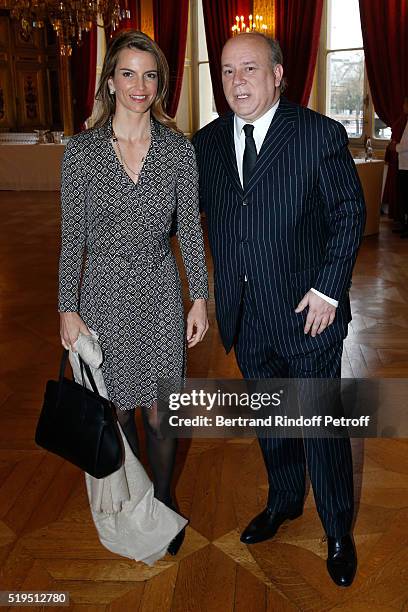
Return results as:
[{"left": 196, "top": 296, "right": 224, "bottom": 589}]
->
[
  {"left": 231, "top": 14, "right": 268, "bottom": 36},
  {"left": 0, "top": 1, "right": 131, "bottom": 56}
]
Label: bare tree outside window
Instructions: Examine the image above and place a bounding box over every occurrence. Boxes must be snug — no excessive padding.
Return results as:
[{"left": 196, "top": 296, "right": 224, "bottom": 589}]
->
[
  {"left": 326, "top": 0, "right": 390, "bottom": 142},
  {"left": 328, "top": 50, "right": 364, "bottom": 137}
]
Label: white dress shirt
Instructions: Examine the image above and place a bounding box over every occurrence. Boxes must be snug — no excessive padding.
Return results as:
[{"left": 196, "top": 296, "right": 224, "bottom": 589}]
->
[
  {"left": 234, "top": 99, "right": 280, "bottom": 185},
  {"left": 396, "top": 119, "right": 408, "bottom": 171},
  {"left": 234, "top": 99, "right": 338, "bottom": 307}
]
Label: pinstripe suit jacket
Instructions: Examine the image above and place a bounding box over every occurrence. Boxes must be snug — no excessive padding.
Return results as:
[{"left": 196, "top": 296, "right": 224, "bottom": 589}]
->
[{"left": 192, "top": 97, "right": 366, "bottom": 356}]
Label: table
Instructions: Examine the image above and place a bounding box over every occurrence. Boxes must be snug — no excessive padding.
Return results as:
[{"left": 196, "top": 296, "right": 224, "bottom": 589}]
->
[
  {"left": 0, "top": 145, "right": 386, "bottom": 231},
  {"left": 354, "top": 159, "right": 384, "bottom": 236},
  {"left": 0, "top": 143, "right": 65, "bottom": 191}
]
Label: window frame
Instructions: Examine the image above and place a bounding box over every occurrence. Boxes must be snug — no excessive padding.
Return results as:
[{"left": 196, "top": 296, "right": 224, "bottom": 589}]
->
[
  {"left": 317, "top": 0, "right": 388, "bottom": 149},
  {"left": 191, "top": 0, "right": 219, "bottom": 131}
]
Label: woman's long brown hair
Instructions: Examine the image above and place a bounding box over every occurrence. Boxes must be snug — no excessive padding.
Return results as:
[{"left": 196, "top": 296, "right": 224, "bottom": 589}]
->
[{"left": 93, "top": 30, "right": 179, "bottom": 132}]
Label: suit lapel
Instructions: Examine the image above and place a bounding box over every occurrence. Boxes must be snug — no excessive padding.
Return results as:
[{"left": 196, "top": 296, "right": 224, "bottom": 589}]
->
[
  {"left": 215, "top": 113, "right": 243, "bottom": 196},
  {"left": 245, "top": 97, "right": 298, "bottom": 194}
]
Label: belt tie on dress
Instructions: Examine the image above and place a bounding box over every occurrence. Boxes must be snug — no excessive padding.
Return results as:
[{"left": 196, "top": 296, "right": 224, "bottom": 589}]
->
[{"left": 87, "top": 236, "right": 171, "bottom": 266}]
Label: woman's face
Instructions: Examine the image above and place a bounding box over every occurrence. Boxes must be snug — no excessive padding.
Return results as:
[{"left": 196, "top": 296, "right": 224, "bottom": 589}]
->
[{"left": 108, "top": 47, "right": 158, "bottom": 116}]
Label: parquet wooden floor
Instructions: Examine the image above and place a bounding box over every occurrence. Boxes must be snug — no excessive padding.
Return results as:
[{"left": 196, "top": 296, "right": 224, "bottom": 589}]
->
[{"left": 0, "top": 191, "right": 407, "bottom": 611}]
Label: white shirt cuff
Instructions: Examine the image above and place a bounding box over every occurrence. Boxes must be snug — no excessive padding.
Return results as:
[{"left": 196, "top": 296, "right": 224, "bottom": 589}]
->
[{"left": 311, "top": 288, "right": 338, "bottom": 307}]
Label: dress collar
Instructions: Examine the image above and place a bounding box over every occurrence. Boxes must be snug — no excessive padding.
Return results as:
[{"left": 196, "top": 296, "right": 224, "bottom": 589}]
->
[{"left": 95, "top": 114, "right": 159, "bottom": 142}]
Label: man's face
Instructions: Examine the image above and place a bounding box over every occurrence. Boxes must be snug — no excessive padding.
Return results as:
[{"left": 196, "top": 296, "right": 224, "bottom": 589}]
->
[{"left": 221, "top": 34, "right": 283, "bottom": 122}]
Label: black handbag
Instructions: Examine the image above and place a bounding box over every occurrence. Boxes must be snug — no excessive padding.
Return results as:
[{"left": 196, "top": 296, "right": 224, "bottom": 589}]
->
[{"left": 35, "top": 349, "right": 124, "bottom": 478}]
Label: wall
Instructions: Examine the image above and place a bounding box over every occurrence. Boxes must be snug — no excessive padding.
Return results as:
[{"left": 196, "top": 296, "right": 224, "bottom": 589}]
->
[{"left": 0, "top": 10, "right": 62, "bottom": 132}]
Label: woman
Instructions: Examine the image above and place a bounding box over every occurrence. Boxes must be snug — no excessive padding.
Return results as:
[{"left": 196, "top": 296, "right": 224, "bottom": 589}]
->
[{"left": 58, "top": 30, "right": 209, "bottom": 555}]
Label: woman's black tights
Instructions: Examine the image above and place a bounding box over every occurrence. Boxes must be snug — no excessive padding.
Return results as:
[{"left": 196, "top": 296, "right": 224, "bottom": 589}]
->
[
  {"left": 115, "top": 407, "right": 140, "bottom": 458},
  {"left": 115, "top": 405, "right": 177, "bottom": 507}
]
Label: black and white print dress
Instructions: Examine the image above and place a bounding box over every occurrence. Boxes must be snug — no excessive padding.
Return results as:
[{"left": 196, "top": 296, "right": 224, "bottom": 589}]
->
[{"left": 58, "top": 117, "right": 209, "bottom": 410}]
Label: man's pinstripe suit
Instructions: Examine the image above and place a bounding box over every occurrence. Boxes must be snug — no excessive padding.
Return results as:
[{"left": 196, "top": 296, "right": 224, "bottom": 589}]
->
[{"left": 192, "top": 96, "right": 366, "bottom": 538}]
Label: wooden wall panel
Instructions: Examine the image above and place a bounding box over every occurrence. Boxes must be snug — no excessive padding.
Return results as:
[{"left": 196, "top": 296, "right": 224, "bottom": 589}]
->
[
  {"left": 0, "top": 15, "right": 14, "bottom": 129},
  {"left": 0, "top": 12, "right": 10, "bottom": 46},
  {"left": 15, "top": 66, "right": 46, "bottom": 128},
  {"left": 10, "top": 19, "right": 43, "bottom": 51},
  {"left": 0, "top": 63, "right": 15, "bottom": 129},
  {"left": 0, "top": 11, "right": 62, "bottom": 132}
]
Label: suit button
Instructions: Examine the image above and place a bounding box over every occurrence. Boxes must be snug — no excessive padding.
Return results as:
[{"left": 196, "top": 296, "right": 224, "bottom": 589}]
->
[
  {"left": 242, "top": 199, "right": 248, "bottom": 206},
  {"left": 241, "top": 238, "right": 248, "bottom": 244}
]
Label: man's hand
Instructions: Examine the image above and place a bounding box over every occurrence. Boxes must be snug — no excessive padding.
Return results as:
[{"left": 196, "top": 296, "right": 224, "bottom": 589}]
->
[{"left": 295, "top": 291, "right": 336, "bottom": 337}]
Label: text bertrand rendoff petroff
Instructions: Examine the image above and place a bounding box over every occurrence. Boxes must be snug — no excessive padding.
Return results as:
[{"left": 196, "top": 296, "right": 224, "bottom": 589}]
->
[
  {"left": 167, "top": 415, "right": 371, "bottom": 428},
  {"left": 166, "top": 390, "right": 371, "bottom": 428}
]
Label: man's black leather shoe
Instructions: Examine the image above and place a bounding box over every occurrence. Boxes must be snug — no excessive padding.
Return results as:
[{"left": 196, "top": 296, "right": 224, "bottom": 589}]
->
[
  {"left": 240, "top": 508, "right": 302, "bottom": 544},
  {"left": 326, "top": 534, "right": 357, "bottom": 587}
]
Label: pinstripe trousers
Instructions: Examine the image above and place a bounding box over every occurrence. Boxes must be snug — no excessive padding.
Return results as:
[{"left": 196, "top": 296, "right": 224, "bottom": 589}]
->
[{"left": 234, "top": 286, "right": 354, "bottom": 538}]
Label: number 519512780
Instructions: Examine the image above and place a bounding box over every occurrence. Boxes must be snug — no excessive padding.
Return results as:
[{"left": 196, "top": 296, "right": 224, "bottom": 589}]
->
[{"left": 0, "top": 591, "right": 69, "bottom": 606}]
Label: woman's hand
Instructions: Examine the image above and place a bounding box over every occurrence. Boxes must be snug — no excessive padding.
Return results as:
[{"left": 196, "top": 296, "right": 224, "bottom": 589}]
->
[
  {"left": 186, "top": 299, "right": 209, "bottom": 348},
  {"left": 59, "top": 312, "right": 90, "bottom": 351}
]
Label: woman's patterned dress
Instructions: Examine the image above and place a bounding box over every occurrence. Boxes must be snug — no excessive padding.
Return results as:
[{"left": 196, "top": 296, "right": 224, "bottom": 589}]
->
[{"left": 58, "top": 117, "right": 208, "bottom": 410}]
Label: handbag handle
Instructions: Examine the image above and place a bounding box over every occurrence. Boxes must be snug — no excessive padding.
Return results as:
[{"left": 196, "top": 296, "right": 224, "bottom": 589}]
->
[
  {"left": 79, "top": 356, "right": 100, "bottom": 396},
  {"left": 58, "top": 349, "right": 102, "bottom": 397}
]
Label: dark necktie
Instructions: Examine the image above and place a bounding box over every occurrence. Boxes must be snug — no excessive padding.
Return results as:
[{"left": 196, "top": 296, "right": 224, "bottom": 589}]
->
[{"left": 242, "top": 123, "right": 257, "bottom": 190}]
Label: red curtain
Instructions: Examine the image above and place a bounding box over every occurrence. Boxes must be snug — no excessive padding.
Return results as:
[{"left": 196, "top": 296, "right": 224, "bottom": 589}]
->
[
  {"left": 359, "top": 0, "right": 408, "bottom": 217},
  {"left": 153, "top": 0, "right": 189, "bottom": 118},
  {"left": 359, "top": 0, "right": 408, "bottom": 128},
  {"left": 71, "top": 26, "right": 97, "bottom": 133},
  {"left": 275, "top": 0, "right": 323, "bottom": 106},
  {"left": 202, "top": 0, "right": 252, "bottom": 115}
]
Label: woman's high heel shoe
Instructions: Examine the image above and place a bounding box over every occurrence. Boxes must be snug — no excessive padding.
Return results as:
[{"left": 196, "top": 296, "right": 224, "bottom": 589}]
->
[
  {"left": 167, "top": 525, "right": 186, "bottom": 556},
  {"left": 167, "top": 499, "right": 187, "bottom": 556}
]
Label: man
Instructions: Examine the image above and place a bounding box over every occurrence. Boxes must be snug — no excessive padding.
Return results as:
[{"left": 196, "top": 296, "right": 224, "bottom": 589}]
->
[{"left": 192, "top": 33, "right": 365, "bottom": 587}]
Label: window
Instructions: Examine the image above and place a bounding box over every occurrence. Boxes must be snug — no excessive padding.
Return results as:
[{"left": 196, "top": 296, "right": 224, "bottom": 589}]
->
[
  {"left": 196, "top": 0, "right": 218, "bottom": 128},
  {"left": 192, "top": 0, "right": 391, "bottom": 143},
  {"left": 322, "top": 0, "right": 390, "bottom": 143}
]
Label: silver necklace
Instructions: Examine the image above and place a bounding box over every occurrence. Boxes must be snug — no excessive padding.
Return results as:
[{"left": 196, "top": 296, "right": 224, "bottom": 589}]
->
[{"left": 112, "top": 127, "right": 148, "bottom": 177}]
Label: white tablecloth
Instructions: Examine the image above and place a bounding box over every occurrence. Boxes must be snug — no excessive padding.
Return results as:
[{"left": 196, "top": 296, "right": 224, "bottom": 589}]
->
[
  {"left": 0, "top": 144, "right": 65, "bottom": 191},
  {"left": 354, "top": 159, "right": 384, "bottom": 236}
]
